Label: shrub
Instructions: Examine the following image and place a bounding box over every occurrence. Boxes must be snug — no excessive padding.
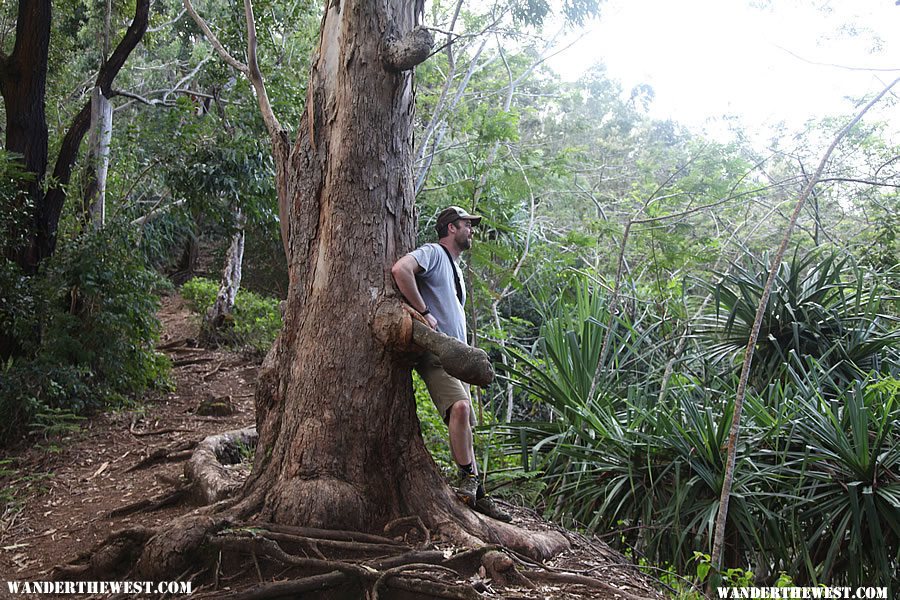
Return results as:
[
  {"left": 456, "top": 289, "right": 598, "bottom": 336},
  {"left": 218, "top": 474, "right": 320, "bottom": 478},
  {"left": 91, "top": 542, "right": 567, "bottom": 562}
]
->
[
  {"left": 0, "top": 224, "right": 170, "bottom": 445},
  {"left": 499, "top": 271, "right": 900, "bottom": 590},
  {"left": 697, "top": 248, "right": 900, "bottom": 389}
]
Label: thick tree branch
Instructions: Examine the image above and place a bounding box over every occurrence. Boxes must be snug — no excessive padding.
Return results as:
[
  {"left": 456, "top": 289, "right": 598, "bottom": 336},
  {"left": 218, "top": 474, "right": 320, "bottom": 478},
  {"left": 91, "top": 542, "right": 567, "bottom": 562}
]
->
[{"left": 372, "top": 301, "right": 494, "bottom": 387}]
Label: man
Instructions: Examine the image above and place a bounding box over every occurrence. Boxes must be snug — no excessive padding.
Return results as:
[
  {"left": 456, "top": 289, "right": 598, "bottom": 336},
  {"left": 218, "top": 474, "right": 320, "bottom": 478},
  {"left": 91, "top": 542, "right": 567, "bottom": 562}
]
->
[{"left": 391, "top": 206, "right": 512, "bottom": 522}]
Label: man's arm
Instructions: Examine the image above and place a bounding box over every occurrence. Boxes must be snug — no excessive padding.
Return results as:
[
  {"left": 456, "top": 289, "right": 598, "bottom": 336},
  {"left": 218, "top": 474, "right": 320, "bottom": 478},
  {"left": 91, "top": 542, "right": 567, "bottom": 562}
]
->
[{"left": 391, "top": 255, "right": 438, "bottom": 329}]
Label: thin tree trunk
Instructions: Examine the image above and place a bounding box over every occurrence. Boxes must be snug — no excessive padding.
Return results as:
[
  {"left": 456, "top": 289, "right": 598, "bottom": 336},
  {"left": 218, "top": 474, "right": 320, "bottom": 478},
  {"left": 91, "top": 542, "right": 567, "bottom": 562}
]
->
[
  {"left": 205, "top": 209, "right": 245, "bottom": 329},
  {"left": 82, "top": 86, "right": 113, "bottom": 229},
  {"left": 708, "top": 77, "right": 900, "bottom": 592}
]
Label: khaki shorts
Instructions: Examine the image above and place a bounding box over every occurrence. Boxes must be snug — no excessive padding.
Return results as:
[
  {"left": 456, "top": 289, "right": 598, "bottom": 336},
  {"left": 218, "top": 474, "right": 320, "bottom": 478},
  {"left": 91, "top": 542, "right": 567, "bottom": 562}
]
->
[{"left": 416, "top": 353, "right": 476, "bottom": 427}]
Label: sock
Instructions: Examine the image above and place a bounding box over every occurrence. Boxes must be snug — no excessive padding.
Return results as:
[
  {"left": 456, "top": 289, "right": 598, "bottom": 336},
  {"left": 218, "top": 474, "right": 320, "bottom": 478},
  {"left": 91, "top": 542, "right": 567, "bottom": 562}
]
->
[{"left": 458, "top": 462, "right": 476, "bottom": 478}]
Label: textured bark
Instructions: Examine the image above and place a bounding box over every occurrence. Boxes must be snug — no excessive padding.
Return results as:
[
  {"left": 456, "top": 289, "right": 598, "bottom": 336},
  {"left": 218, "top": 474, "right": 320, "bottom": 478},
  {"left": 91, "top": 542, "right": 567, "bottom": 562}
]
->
[
  {"left": 248, "top": 0, "right": 430, "bottom": 531},
  {"left": 383, "top": 26, "right": 434, "bottom": 71},
  {"left": 243, "top": 0, "right": 566, "bottom": 561}
]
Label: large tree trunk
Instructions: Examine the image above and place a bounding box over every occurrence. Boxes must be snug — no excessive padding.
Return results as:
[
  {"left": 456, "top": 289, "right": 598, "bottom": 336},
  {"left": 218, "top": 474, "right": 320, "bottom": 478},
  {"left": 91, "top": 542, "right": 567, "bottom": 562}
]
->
[
  {"left": 0, "top": 0, "right": 51, "bottom": 273},
  {"left": 250, "top": 0, "right": 429, "bottom": 527},
  {"left": 244, "top": 0, "right": 563, "bottom": 560}
]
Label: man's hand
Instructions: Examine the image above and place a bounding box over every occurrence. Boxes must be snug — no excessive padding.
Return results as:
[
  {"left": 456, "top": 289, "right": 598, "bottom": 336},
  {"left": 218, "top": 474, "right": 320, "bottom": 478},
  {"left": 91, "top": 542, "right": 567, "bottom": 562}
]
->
[{"left": 392, "top": 255, "right": 434, "bottom": 326}]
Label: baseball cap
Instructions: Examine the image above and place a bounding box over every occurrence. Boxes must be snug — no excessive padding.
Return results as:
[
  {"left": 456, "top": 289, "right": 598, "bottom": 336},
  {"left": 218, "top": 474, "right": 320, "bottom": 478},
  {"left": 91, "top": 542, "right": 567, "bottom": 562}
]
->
[{"left": 435, "top": 206, "right": 482, "bottom": 232}]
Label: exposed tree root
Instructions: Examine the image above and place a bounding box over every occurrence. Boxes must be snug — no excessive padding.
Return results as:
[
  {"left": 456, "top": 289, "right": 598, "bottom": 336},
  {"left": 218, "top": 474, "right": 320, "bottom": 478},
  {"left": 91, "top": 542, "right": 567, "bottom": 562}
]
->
[
  {"left": 51, "top": 527, "right": 156, "bottom": 580},
  {"left": 482, "top": 550, "right": 534, "bottom": 588},
  {"left": 380, "top": 575, "right": 480, "bottom": 600},
  {"left": 125, "top": 440, "right": 197, "bottom": 472},
  {"left": 183, "top": 427, "right": 257, "bottom": 504},
  {"left": 53, "top": 512, "right": 662, "bottom": 599},
  {"left": 199, "top": 571, "right": 347, "bottom": 600},
  {"left": 107, "top": 483, "right": 192, "bottom": 517},
  {"left": 56, "top": 421, "right": 661, "bottom": 599},
  {"left": 383, "top": 515, "right": 430, "bottom": 547},
  {"left": 246, "top": 522, "right": 405, "bottom": 546}
]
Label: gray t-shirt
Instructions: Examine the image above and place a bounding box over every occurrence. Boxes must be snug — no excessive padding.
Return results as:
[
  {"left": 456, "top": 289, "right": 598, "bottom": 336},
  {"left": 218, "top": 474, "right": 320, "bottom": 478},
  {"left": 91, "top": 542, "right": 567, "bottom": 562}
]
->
[{"left": 409, "top": 243, "right": 467, "bottom": 343}]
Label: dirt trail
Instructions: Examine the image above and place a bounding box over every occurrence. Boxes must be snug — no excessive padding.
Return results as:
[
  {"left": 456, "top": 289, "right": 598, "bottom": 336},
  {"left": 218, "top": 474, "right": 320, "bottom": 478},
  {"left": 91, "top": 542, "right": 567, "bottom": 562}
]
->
[{"left": 0, "top": 293, "right": 259, "bottom": 581}]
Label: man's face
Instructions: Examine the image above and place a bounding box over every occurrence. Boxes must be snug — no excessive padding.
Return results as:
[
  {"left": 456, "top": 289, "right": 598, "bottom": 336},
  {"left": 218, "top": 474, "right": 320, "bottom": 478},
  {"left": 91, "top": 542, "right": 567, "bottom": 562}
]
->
[{"left": 451, "top": 219, "right": 474, "bottom": 250}]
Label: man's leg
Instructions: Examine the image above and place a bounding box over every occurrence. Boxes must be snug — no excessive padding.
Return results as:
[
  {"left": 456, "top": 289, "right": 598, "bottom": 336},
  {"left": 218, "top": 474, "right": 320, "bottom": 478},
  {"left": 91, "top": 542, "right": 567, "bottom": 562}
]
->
[
  {"left": 447, "top": 399, "right": 512, "bottom": 521},
  {"left": 447, "top": 399, "right": 479, "bottom": 505},
  {"left": 447, "top": 399, "right": 476, "bottom": 469},
  {"left": 416, "top": 354, "right": 484, "bottom": 508}
]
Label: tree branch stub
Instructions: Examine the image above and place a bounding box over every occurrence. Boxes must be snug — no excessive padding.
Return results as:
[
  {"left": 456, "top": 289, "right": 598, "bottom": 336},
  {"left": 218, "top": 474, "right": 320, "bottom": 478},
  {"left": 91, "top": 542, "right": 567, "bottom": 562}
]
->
[
  {"left": 373, "top": 301, "right": 494, "bottom": 387},
  {"left": 383, "top": 27, "right": 435, "bottom": 72}
]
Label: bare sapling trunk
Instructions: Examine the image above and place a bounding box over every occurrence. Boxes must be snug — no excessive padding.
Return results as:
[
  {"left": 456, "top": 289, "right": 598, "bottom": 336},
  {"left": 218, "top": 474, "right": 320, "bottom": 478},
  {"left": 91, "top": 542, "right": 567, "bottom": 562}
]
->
[
  {"left": 82, "top": 86, "right": 113, "bottom": 229},
  {"left": 204, "top": 208, "right": 245, "bottom": 334}
]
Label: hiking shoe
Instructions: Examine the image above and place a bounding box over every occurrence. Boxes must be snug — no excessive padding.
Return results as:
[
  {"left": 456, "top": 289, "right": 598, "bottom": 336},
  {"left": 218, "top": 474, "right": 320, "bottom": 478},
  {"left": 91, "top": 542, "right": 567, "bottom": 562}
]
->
[
  {"left": 474, "top": 495, "right": 513, "bottom": 522},
  {"left": 455, "top": 473, "right": 479, "bottom": 507}
]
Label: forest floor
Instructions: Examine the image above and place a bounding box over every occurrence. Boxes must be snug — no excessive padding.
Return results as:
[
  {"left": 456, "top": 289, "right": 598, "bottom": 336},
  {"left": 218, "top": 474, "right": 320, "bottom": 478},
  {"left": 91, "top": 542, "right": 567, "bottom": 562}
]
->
[{"left": 0, "top": 292, "right": 669, "bottom": 599}]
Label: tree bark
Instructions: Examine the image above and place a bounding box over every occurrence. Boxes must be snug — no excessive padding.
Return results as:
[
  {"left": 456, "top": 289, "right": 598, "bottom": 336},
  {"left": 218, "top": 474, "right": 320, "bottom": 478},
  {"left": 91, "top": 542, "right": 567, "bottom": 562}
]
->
[
  {"left": 242, "top": 0, "right": 565, "bottom": 561},
  {"left": 249, "top": 0, "right": 433, "bottom": 529}
]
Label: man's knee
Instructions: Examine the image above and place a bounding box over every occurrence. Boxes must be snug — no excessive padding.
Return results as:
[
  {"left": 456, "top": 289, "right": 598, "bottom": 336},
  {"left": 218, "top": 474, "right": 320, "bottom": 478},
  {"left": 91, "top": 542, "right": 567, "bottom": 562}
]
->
[{"left": 448, "top": 399, "right": 470, "bottom": 424}]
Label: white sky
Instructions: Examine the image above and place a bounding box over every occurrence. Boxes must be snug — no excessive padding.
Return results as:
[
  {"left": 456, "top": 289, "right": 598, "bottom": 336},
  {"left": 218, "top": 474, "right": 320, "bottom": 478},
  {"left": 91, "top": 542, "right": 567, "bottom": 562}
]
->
[{"left": 548, "top": 0, "right": 900, "bottom": 139}]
